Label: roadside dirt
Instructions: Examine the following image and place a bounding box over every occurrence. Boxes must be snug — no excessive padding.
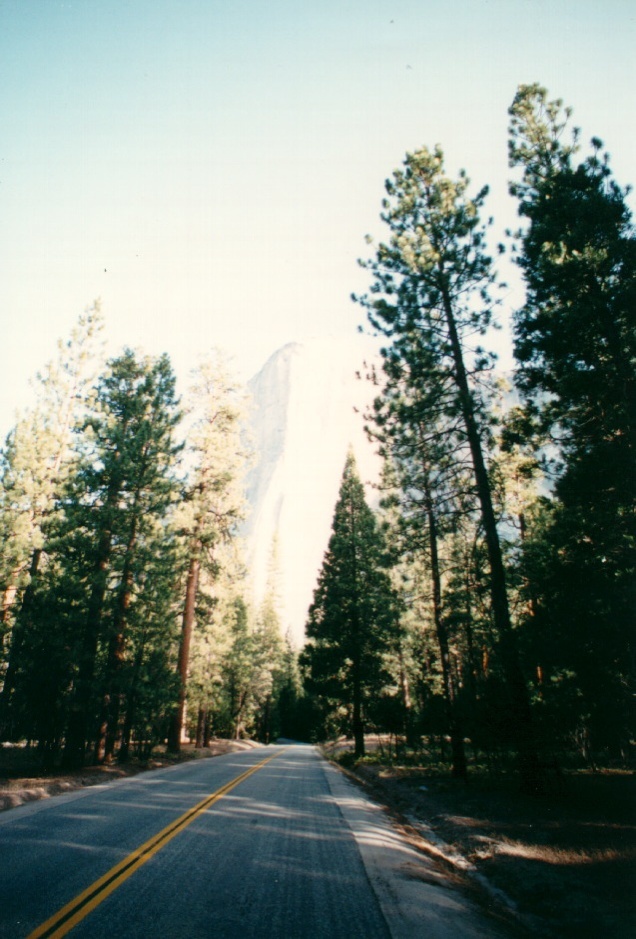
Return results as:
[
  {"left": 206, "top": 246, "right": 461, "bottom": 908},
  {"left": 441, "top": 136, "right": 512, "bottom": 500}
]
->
[
  {"left": 323, "top": 741, "right": 635, "bottom": 938},
  {"left": 0, "top": 739, "right": 262, "bottom": 813}
]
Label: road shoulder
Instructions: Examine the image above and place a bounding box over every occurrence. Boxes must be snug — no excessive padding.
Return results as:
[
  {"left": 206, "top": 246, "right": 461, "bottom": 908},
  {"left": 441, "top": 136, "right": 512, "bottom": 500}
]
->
[{"left": 321, "top": 755, "right": 521, "bottom": 939}]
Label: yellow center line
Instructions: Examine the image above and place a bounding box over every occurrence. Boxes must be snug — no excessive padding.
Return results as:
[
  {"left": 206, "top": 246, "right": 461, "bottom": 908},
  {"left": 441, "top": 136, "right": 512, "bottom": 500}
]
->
[{"left": 29, "top": 749, "right": 284, "bottom": 939}]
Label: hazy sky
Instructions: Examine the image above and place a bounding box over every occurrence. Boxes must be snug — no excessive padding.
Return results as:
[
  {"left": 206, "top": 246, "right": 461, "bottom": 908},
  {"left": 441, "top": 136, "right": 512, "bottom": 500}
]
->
[{"left": 1, "top": 0, "right": 634, "bottom": 438}]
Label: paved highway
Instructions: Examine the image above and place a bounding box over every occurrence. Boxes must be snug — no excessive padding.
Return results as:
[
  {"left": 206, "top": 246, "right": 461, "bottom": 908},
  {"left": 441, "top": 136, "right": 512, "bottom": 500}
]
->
[{"left": 0, "top": 744, "right": 512, "bottom": 938}]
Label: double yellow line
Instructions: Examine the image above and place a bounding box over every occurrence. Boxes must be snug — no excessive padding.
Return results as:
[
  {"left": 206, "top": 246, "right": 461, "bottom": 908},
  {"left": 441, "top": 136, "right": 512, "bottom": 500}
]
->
[{"left": 29, "top": 750, "right": 283, "bottom": 938}]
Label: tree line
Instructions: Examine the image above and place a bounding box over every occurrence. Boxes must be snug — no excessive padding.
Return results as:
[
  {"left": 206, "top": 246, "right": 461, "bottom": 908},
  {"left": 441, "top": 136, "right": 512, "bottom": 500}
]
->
[
  {"left": 1, "top": 85, "right": 633, "bottom": 785},
  {"left": 0, "top": 319, "right": 299, "bottom": 768},
  {"left": 301, "top": 85, "right": 634, "bottom": 789}
]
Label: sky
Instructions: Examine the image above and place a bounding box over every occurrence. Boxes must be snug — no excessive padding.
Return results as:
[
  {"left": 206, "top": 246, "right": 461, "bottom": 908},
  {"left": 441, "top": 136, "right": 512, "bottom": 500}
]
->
[{"left": 1, "top": 0, "right": 635, "bottom": 439}]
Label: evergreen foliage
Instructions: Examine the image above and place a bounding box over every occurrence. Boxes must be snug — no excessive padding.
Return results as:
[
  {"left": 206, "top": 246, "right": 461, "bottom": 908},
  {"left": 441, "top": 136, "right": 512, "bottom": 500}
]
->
[
  {"left": 1, "top": 83, "right": 633, "bottom": 776},
  {"left": 167, "top": 353, "right": 249, "bottom": 752},
  {"left": 302, "top": 453, "right": 398, "bottom": 757},
  {"left": 355, "top": 146, "right": 540, "bottom": 788},
  {"left": 508, "top": 84, "right": 636, "bottom": 757}
]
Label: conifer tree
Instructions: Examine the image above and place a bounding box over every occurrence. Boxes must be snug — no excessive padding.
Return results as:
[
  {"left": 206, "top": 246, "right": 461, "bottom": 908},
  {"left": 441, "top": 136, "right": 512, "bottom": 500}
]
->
[
  {"left": 60, "top": 349, "right": 182, "bottom": 767},
  {"left": 303, "top": 452, "right": 397, "bottom": 757},
  {"left": 168, "top": 353, "right": 248, "bottom": 751},
  {"left": 220, "top": 596, "right": 259, "bottom": 739},
  {"left": 0, "top": 304, "right": 104, "bottom": 736},
  {"left": 508, "top": 84, "right": 636, "bottom": 755},
  {"left": 356, "top": 146, "right": 540, "bottom": 788}
]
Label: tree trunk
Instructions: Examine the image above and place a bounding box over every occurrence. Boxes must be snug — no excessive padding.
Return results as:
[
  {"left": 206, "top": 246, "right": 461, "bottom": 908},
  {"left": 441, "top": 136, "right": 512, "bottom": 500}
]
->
[
  {"left": 0, "top": 549, "right": 42, "bottom": 736},
  {"left": 348, "top": 485, "right": 366, "bottom": 760},
  {"left": 441, "top": 286, "right": 539, "bottom": 791},
  {"left": 62, "top": 522, "right": 113, "bottom": 769},
  {"left": 352, "top": 671, "right": 365, "bottom": 759},
  {"left": 425, "top": 489, "right": 467, "bottom": 780},
  {"left": 96, "top": 519, "right": 137, "bottom": 763},
  {"left": 398, "top": 645, "right": 417, "bottom": 747},
  {"left": 195, "top": 707, "right": 205, "bottom": 748},
  {"left": 118, "top": 635, "right": 147, "bottom": 762},
  {"left": 203, "top": 712, "right": 212, "bottom": 747},
  {"left": 168, "top": 550, "right": 201, "bottom": 752}
]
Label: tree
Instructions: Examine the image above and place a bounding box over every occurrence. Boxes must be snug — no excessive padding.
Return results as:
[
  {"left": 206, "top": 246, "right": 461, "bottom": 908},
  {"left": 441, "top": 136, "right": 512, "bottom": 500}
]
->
[
  {"left": 355, "top": 146, "right": 540, "bottom": 788},
  {"left": 167, "top": 353, "right": 249, "bottom": 752},
  {"left": 251, "top": 535, "right": 286, "bottom": 742},
  {"left": 508, "top": 84, "right": 636, "bottom": 756},
  {"left": 0, "top": 304, "right": 104, "bottom": 733},
  {"left": 365, "top": 353, "right": 475, "bottom": 777},
  {"left": 302, "top": 452, "right": 397, "bottom": 757},
  {"left": 61, "top": 349, "right": 182, "bottom": 767},
  {"left": 508, "top": 83, "right": 635, "bottom": 481}
]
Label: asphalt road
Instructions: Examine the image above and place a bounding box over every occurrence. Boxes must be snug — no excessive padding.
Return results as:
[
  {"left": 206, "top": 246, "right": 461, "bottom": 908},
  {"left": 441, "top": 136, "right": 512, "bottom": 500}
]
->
[{"left": 0, "top": 744, "right": 512, "bottom": 939}]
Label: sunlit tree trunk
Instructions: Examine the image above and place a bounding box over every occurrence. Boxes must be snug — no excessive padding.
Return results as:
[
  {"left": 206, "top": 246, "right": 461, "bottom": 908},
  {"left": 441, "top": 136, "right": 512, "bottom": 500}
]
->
[{"left": 168, "top": 550, "right": 201, "bottom": 752}]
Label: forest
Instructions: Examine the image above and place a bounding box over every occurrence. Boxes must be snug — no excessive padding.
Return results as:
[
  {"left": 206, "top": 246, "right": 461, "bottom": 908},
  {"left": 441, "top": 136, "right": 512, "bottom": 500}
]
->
[{"left": 0, "top": 85, "right": 634, "bottom": 788}]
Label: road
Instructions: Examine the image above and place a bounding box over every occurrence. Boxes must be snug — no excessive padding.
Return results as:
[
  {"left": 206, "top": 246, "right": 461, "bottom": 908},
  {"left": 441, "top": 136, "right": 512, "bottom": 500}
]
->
[{"left": 0, "top": 744, "right": 512, "bottom": 938}]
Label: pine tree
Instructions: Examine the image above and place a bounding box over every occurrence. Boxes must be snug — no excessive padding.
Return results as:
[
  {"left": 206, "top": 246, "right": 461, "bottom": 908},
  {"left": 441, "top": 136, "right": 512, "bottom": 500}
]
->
[
  {"left": 60, "top": 349, "right": 182, "bottom": 768},
  {"left": 355, "top": 146, "right": 540, "bottom": 788},
  {"left": 0, "top": 304, "right": 104, "bottom": 737},
  {"left": 251, "top": 535, "right": 286, "bottom": 742},
  {"left": 168, "top": 353, "right": 249, "bottom": 751},
  {"left": 508, "top": 84, "right": 636, "bottom": 756},
  {"left": 220, "top": 596, "right": 259, "bottom": 740},
  {"left": 303, "top": 452, "right": 397, "bottom": 757},
  {"left": 365, "top": 355, "right": 477, "bottom": 775}
]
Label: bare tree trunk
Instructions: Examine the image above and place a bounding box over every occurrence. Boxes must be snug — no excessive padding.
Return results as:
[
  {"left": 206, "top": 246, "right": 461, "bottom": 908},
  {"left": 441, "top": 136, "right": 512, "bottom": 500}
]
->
[
  {"left": 96, "top": 516, "right": 137, "bottom": 763},
  {"left": 195, "top": 707, "right": 206, "bottom": 748},
  {"left": 398, "top": 645, "right": 417, "bottom": 746},
  {"left": 352, "top": 666, "right": 365, "bottom": 759}
]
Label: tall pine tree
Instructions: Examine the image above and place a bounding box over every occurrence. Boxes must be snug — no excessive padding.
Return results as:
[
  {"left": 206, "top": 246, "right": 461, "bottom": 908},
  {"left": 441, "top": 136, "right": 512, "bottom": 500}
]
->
[
  {"left": 61, "top": 349, "right": 182, "bottom": 767},
  {"left": 168, "top": 353, "right": 248, "bottom": 751},
  {"left": 303, "top": 452, "right": 397, "bottom": 757},
  {"left": 508, "top": 84, "right": 636, "bottom": 756},
  {"left": 355, "top": 145, "right": 540, "bottom": 789}
]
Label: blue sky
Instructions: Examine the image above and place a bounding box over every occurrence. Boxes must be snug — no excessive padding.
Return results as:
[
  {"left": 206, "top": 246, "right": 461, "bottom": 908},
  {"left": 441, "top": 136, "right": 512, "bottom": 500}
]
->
[{"left": 1, "top": 0, "right": 634, "bottom": 437}]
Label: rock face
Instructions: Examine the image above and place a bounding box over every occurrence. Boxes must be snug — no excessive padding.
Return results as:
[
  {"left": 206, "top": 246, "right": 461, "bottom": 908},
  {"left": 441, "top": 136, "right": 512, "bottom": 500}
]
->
[{"left": 243, "top": 338, "right": 380, "bottom": 646}]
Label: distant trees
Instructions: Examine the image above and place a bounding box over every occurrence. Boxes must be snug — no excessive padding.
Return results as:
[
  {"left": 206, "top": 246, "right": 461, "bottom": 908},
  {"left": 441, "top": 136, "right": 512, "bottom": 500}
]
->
[{"left": 302, "top": 453, "right": 398, "bottom": 757}]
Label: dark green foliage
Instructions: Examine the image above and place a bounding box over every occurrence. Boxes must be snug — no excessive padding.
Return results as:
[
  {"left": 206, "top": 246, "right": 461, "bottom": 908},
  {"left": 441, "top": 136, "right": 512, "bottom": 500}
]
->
[
  {"left": 61, "top": 349, "right": 182, "bottom": 767},
  {"left": 509, "top": 84, "right": 636, "bottom": 759},
  {"left": 355, "top": 145, "right": 541, "bottom": 788},
  {"left": 0, "top": 349, "right": 183, "bottom": 767},
  {"left": 302, "top": 453, "right": 398, "bottom": 757}
]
